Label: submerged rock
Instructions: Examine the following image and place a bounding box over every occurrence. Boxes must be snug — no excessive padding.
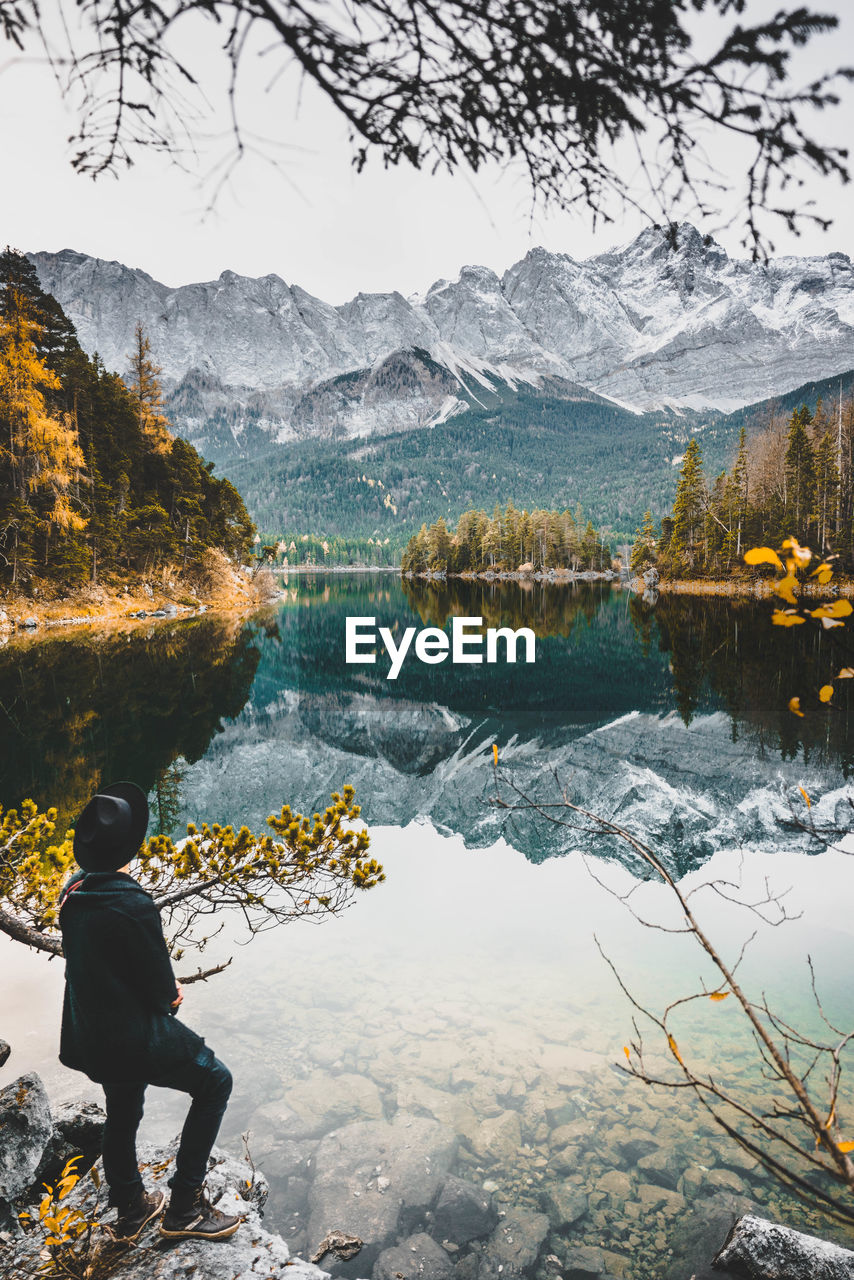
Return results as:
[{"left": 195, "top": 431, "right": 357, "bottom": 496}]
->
[
  {"left": 663, "top": 1191, "right": 758, "bottom": 1280},
  {"left": 539, "top": 1183, "right": 588, "bottom": 1230},
  {"left": 432, "top": 1176, "right": 498, "bottom": 1245},
  {"left": 373, "top": 1231, "right": 455, "bottom": 1280},
  {"left": 478, "top": 1209, "right": 549, "bottom": 1280},
  {"left": 281, "top": 1072, "right": 385, "bottom": 1137},
  {"left": 562, "top": 1243, "right": 607, "bottom": 1279},
  {"left": 468, "top": 1110, "right": 522, "bottom": 1165},
  {"left": 307, "top": 1114, "right": 457, "bottom": 1271}
]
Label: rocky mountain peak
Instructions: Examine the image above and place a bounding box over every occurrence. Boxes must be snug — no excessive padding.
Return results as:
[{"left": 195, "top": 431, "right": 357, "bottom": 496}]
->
[{"left": 29, "top": 222, "right": 854, "bottom": 451}]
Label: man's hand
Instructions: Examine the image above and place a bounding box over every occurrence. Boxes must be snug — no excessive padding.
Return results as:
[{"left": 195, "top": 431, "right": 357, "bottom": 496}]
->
[{"left": 171, "top": 983, "right": 184, "bottom": 1009}]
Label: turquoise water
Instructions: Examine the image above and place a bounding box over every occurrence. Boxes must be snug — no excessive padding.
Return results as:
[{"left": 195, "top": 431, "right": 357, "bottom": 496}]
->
[{"left": 3, "top": 575, "right": 854, "bottom": 1276}]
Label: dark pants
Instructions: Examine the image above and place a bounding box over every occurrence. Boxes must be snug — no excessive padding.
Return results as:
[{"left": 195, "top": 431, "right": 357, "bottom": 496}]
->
[{"left": 101, "top": 1050, "right": 233, "bottom": 1209}]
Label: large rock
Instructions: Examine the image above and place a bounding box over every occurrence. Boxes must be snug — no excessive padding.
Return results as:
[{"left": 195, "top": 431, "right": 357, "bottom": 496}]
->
[
  {"left": 664, "top": 1192, "right": 758, "bottom": 1280},
  {"left": 636, "top": 1146, "right": 686, "bottom": 1191},
  {"left": 468, "top": 1111, "right": 522, "bottom": 1165},
  {"left": 285, "top": 1074, "right": 386, "bottom": 1138},
  {"left": 0, "top": 1040, "right": 10, "bottom": 1068},
  {"left": 539, "top": 1183, "right": 588, "bottom": 1230},
  {"left": 562, "top": 1245, "right": 607, "bottom": 1280},
  {"left": 0, "top": 1073, "right": 53, "bottom": 1203},
  {"left": 432, "top": 1176, "right": 498, "bottom": 1245},
  {"left": 714, "top": 1214, "right": 854, "bottom": 1280},
  {"left": 53, "top": 1099, "right": 106, "bottom": 1157},
  {"left": 258, "top": 1137, "right": 318, "bottom": 1181},
  {"left": 5, "top": 1138, "right": 330, "bottom": 1280},
  {"left": 307, "top": 1114, "right": 457, "bottom": 1271},
  {"left": 373, "top": 1232, "right": 455, "bottom": 1280},
  {"left": 478, "top": 1209, "right": 549, "bottom": 1280},
  {"left": 32, "top": 1098, "right": 108, "bottom": 1190}
]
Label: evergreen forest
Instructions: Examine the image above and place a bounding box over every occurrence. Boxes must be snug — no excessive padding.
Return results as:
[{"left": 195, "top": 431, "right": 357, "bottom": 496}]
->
[
  {"left": 0, "top": 249, "right": 255, "bottom": 593},
  {"left": 632, "top": 394, "right": 854, "bottom": 579}
]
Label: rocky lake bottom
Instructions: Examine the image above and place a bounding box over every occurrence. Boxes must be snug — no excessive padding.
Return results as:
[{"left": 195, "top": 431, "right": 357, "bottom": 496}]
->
[{"left": 8, "top": 827, "right": 853, "bottom": 1280}]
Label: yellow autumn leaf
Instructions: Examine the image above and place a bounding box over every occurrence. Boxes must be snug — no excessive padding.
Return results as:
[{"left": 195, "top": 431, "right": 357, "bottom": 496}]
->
[
  {"left": 492, "top": 744, "right": 498, "bottom": 766},
  {"left": 811, "top": 563, "right": 834, "bottom": 584},
  {"left": 781, "top": 537, "right": 812, "bottom": 567},
  {"left": 799, "top": 786, "right": 811, "bottom": 809},
  {"left": 772, "top": 609, "right": 805, "bottom": 627},
  {"left": 773, "top": 573, "right": 798, "bottom": 604},
  {"left": 838, "top": 1141, "right": 854, "bottom": 1153},
  {"left": 623, "top": 1045, "right": 631, "bottom": 1059},
  {"left": 708, "top": 992, "right": 729, "bottom": 1002},
  {"left": 789, "top": 697, "right": 805, "bottom": 717},
  {"left": 810, "top": 600, "right": 853, "bottom": 620},
  {"left": 839, "top": 668, "right": 854, "bottom": 679},
  {"left": 819, "top": 685, "right": 834, "bottom": 703},
  {"left": 744, "top": 546, "right": 783, "bottom": 569},
  {"left": 667, "top": 1034, "right": 685, "bottom": 1066}
]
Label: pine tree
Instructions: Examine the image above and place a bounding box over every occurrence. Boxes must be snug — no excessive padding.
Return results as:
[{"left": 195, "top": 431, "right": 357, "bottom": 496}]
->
[
  {"left": 668, "top": 438, "right": 706, "bottom": 577},
  {"left": 814, "top": 428, "right": 839, "bottom": 550},
  {"left": 630, "top": 510, "right": 657, "bottom": 573},
  {"left": 426, "top": 517, "right": 452, "bottom": 569},
  {"left": 127, "top": 323, "right": 172, "bottom": 455},
  {"left": 730, "top": 426, "right": 749, "bottom": 558},
  {"left": 0, "top": 246, "right": 80, "bottom": 377},
  {"left": 783, "top": 404, "right": 815, "bottom": 537}
]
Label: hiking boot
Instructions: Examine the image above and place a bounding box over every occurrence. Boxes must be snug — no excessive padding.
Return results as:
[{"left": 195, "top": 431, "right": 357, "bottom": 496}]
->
[
  {"left": 159, "top": 1183, "right": 241, "bottom": 1241},
  {"left": 112, "top": 1187, "right": 166, "bottom": 1242}
]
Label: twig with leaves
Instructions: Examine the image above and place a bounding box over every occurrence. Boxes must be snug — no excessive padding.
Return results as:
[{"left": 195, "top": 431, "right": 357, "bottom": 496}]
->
[{"left": 0, "top": 785, "right": 383, "bottom": 984}]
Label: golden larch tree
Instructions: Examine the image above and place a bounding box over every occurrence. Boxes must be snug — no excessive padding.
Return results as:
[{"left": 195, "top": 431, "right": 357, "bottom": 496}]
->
[
  {"left": 0, "top": 286, "right": 86, "bottom": 577},
  {"left": 127, "top": 321, "right": 172, "bottom": 455}
]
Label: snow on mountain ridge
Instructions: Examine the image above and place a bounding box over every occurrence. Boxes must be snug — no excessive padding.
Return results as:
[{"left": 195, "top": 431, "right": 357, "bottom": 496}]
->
[{"left": 28, "top": 225, "right": 854, "bottom": 450}]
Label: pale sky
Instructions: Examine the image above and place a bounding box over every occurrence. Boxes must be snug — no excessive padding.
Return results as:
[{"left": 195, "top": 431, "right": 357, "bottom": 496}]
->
[{"left": 1, "top": 1, "right": 852, "bottom": 303}]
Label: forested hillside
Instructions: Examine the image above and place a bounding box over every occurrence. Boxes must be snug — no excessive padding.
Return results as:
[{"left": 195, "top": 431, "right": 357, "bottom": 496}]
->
[
  {"left": 0, "top": 249, "right": 255, "bottom": 594},
  {"left": 226, "top": 389, "right": 748, "bottom": 552}
]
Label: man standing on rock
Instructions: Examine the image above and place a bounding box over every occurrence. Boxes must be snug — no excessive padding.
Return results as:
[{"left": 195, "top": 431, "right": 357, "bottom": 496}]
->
[{"left": 58, "top": 782, "right": 241, "bottom": 1245}]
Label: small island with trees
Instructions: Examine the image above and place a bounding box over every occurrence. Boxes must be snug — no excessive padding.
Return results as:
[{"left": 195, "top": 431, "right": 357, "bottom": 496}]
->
[{"left": 401, "top": 504, "right": 613, "bottom": 578}]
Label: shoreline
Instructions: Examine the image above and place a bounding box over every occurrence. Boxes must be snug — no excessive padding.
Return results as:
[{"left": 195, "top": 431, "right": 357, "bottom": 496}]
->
[
  {"left": 0, "top": 565, "right": 276, "bottom": 643},
  {"left": 278, "top": 563, "right": 400, "bottom": 574},
  {"left": 653, "top": 576, "right": 854, "bottom": 598},
  {"left": 404, "top": 568, "right": 617, "bottom": 584}
]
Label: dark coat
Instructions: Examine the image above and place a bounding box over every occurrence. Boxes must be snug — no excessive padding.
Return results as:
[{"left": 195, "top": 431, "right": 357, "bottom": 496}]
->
[{"left": 59, "top": 870, "right": 205, "bottom": 1084}]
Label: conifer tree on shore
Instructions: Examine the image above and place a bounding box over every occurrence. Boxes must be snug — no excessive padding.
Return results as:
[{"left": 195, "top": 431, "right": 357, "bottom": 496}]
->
[
  {"left": 646, "top": 393, "right": 854, "bottom": 580},
  {"left": 0, "top": 249, "right": 255, "bottom": 591}
]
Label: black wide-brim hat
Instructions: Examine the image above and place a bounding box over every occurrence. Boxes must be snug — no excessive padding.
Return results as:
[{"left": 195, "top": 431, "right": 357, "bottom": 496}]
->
[{"left": 73, "top": 782, "right": 150, "bottom": 873}]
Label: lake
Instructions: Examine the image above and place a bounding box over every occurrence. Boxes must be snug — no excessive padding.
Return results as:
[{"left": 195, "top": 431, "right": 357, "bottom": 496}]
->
[{"left": 3, "top": 574, "right": 854, "bottom": 1278}]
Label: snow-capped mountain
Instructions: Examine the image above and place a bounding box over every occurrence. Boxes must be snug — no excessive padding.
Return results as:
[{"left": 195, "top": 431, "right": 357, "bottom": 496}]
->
[{"left": 30, "top": 224, "right": 854, "bottom": 456}]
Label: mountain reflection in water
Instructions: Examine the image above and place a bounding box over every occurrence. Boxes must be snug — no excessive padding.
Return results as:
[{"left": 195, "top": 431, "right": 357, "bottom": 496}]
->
[{"left": 1, "top": 574, "right": 853, "bottom": 871}]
